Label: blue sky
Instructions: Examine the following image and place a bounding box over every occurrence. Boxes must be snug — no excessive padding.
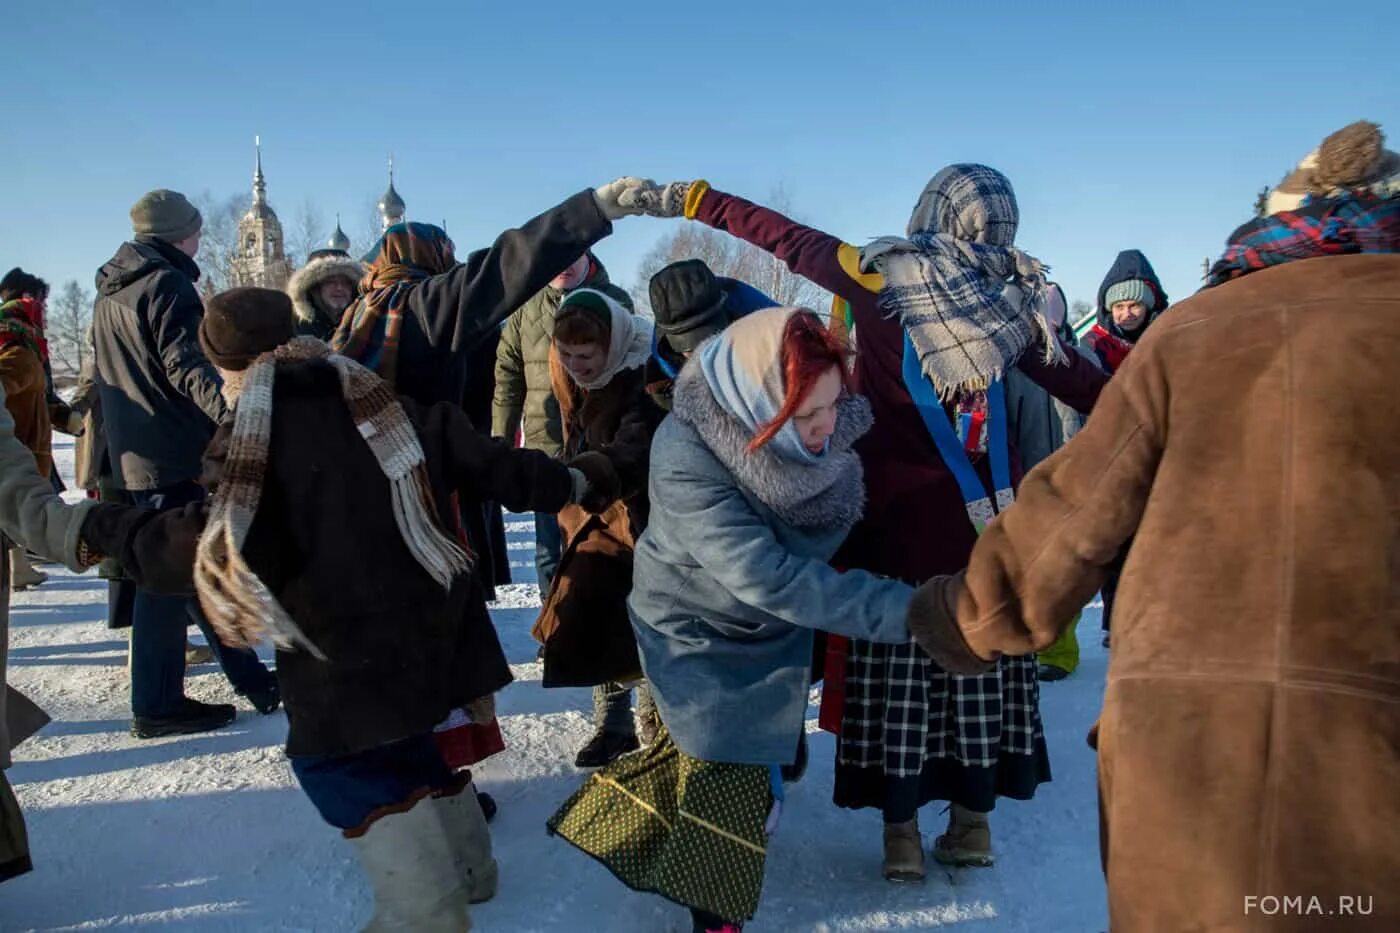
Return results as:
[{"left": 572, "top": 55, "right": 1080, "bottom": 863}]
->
[{"left": 5, "top": 0, "right": 1397, "bottom": 315}]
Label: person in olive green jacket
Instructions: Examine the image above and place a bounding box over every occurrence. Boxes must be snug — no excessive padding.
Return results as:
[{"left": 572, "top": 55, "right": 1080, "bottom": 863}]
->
[{"left": 491, "top": 252, "right": 633, "bottom": 593}]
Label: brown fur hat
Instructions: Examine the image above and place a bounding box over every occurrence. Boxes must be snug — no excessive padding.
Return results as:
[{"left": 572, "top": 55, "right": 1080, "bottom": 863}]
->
[{"left": 1267, "top": 121, "right": 1400, "bottom": 215}]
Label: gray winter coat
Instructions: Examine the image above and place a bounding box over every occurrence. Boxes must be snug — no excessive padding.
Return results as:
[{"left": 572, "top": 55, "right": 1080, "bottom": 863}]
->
[
  {"left": 92, "top": 238, "right": 226, "bottom": 491},
  {"left": 628, "top": 372, "right": 913, "bottom": 766},
  {"left": 0, "top": 384, "right": 94, "bottom": 767}
]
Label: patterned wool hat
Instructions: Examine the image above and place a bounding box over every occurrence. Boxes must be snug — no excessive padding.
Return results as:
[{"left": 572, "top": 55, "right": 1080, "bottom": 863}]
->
[{"left": 1104, "top": 279, "right": 1156, "bottom": 311}]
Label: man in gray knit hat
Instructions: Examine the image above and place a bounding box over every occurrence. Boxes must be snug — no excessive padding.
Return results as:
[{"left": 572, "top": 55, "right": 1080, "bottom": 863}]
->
[{"left": 92, "top": 188, "right": 278, "bottom": 739}]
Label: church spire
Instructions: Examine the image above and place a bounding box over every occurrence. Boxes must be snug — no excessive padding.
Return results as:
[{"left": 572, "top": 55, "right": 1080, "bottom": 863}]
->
[
  {"left": 231, "top": 135, "right": 291, "bottom": 290},
  {"left": 378, "top": 153, "right": 406, "bottom": 229},
  {"left": 252, "top": 135, "right": 267, "bottom": 207},
  {"left": 329, "top": 214, "right": 351, "bottom": 252}
]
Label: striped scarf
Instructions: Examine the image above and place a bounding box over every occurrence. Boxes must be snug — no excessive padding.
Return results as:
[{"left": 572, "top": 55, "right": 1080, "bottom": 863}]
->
[
  {"left": 859, "top": 164, "right": 1063, "bottom": 400},
  {"left": 331, "top": 222, "right": 456, "bottom": 385},
  {"left": 193, "top": 337, "right": 472, "bottom": 657},
  {"left": 1207, "top": 194, "right": 1400, "bottom": 287}
]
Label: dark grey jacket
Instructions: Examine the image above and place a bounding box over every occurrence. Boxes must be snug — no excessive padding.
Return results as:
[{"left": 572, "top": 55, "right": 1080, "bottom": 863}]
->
[{"left": 92, "top": 238, "right": 227, "bottom": 491}]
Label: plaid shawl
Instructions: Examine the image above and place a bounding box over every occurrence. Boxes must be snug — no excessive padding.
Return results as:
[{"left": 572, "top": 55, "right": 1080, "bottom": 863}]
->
[
  {"left": 859, "top": 164, "right": 1063, "bottom": 400},
  {"left": 1207, "top": 194, "right": 1400, "bottom": 287},
  {"left": 0, "top": 298, "right": 47, "bottom": 361},
  {"left": 331, "top": 222, "right": 456, "bottom": 385},
  {"left": 193, "top": 337, "right": 471, "bottom": 656}
]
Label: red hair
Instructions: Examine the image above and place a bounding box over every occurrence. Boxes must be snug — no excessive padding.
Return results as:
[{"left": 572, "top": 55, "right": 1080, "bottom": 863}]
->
[{"left": 749, "top": 311, "right": 850, "bottom": 452}]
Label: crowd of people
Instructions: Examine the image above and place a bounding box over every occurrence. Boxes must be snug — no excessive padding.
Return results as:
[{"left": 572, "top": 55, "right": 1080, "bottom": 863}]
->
[{"left": 0, "top": 118, "right": 1397, "bottom": 932}]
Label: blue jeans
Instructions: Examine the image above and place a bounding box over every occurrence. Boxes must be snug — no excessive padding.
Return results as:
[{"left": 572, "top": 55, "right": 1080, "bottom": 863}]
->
[
  {"left": 128, "top": 481, "right": 275, "bottom": 717},
  {"left": 534, "top": 511, "right": 562, "bottom": 593}
]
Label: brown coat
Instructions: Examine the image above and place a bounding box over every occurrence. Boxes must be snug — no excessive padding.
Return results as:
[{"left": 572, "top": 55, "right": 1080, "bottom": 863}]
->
[
  {"left": 921, "top": 254, "right": 1400, "bottom": 931},
  {"left": 532, "top": 362, "right": 664, "bottom": 687},
  {"left": 0, "top": 346, "right": 52, "bottom": 479}
]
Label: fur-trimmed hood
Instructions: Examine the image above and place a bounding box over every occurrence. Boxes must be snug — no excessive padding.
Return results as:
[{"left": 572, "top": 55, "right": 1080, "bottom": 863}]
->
[{"left": 286, "top": 255, "right": 365, "bottom": 326}]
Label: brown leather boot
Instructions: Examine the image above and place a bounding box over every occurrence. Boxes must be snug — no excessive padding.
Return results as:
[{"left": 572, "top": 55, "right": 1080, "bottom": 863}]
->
[
  {"left": 932, "top": 804, "right": 993, "bottom": 867},
  {"left": 882, "top": 817, "right": 925, "bottom": 882}
]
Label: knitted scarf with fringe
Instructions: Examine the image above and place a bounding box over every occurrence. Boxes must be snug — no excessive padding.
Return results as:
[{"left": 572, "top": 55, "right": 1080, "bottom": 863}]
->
[{"left": 194, "top": 337, "right": 472, "bottom": 657}]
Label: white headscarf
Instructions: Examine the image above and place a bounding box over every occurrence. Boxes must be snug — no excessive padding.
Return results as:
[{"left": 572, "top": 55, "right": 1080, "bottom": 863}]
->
[{"left": 556, "top": 288, "right": 653, "bottom": 390}]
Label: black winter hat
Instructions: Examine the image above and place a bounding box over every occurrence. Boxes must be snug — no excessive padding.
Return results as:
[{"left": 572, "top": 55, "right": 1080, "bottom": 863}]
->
[
  {"left": 199, "top": 287, "right": 296, "bottom": 371},
  {"left": 649, "top": 259, "right": 729, "bottom": 354}
]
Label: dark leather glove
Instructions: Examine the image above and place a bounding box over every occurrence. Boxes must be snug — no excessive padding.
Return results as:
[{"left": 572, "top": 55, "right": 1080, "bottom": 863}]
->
[
  {"left": 907, "top": 573, "right": 996, "bottom": 675},
  {"left": 79, "top": 501, "right": 207, "bottom": 596},
  {"left": 567, "top": 451, "right": 620, "bottom": 515}
]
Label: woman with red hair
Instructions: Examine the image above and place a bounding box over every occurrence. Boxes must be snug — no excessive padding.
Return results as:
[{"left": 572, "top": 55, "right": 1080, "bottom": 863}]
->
[
  {"left": 637, "top": 169, "right": 1108, "bottom": 878},
  {"left": 548, "top": 307, "right": 948, "bottom": 933}
]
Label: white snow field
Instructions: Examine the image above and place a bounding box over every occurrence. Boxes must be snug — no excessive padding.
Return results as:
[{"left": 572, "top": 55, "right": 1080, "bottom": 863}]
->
[{"left": 3, "top": 435, "right": 1108, "bottom": 931}]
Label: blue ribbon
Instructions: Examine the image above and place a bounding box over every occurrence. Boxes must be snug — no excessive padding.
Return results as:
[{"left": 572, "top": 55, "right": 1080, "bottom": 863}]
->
[{"left": 901, "top": 334, "right": 1012, "bottom": 529}]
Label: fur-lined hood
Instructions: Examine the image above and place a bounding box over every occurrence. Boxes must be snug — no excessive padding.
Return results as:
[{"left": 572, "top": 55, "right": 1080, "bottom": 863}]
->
[{"left": 286, "top": 255, "right": 365, "bottom": 325}]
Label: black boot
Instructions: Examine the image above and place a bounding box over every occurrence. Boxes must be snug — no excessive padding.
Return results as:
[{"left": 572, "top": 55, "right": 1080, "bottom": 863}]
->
[
  {"left": 476, "top": 790, "right": 497, "bottom": 823},
  {"left": 691, "top": 908, "right": 741, "bottom": 932},
  {"left": 243, "top": 680, "right": 281, "bottom": 715},
  {"left": 574, "top": 730, "right": 639, "bottom": 768},
  {"left": 131, "top": 698, "right": 236, "bottom": 739}
]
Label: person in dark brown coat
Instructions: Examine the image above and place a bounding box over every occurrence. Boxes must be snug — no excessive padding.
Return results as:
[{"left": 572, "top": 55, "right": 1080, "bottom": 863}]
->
[
  {"left": 532, "top": 288, "right": 666, "bottom": 768},
  {"left": 82, "top": 286, "right": 590, "bottom": 929},
  {"left": 907, "top": 143, "right": 1400, "bottom": 930}
]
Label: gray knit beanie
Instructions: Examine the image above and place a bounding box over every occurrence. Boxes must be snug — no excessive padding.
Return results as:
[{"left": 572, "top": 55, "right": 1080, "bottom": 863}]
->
[
  {"left": 1105, "top": 279, "right": 1155, "bottom": 311},
  {"left": 130, "top": 189, "right": 203, "bottom": 243}
]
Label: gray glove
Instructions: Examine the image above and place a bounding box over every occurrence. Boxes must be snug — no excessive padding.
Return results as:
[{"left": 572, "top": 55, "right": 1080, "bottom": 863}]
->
[
  {"left": 592, "top": 177, "right": 662, "bottom": 220},
  {"left": 654, "top": 181, "right": 693, "bottom": 218},
  {"left": 567, "top": 467, "right": 589, "bottom": 505}
]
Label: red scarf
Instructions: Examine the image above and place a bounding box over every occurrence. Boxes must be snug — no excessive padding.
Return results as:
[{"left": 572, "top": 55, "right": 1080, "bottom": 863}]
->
[
  {"left": 0, "top": 298, "right": 48, "bottom": 361},
  {"left": 1084, "top": 323, "right": 1132, "bottom": 374}
]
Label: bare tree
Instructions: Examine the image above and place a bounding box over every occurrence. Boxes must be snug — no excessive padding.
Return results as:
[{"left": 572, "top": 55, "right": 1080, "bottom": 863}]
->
[
  {"left": 1069, "top": 299, "right": 1095, "bottom": 333},
  {"left": 1253, "top": 186, "right": 1271, "bottom": 218},
  {"left": 632, "top": 186, "right": 830, "bottom": 316},
  {"left": 288, "top": 198, "right": 328, "bottom": 267},
  {"left": 47, "top": 280, "right": 92, "bottom": 378},
  {"left": 191, "top": 190, "right": 251, "bottom": 300},
  {"left": 355, "top": 196, "right": 386, "bottom": 257}
]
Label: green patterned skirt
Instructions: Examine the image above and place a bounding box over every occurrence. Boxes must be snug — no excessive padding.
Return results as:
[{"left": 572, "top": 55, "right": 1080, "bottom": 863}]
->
[{"left": 547, "top": 728, "right": 773, "bottom": 923}]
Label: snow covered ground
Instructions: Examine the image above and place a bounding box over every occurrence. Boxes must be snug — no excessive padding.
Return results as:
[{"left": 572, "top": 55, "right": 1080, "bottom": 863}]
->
[{"left": 4, "top": 435, "right": 1109, "bottom": 931}]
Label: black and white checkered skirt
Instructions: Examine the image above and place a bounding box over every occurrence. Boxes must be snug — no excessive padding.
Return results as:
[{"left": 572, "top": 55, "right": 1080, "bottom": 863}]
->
[{"left": 834, "top": 638, "right": 1050, "bottom": 813}]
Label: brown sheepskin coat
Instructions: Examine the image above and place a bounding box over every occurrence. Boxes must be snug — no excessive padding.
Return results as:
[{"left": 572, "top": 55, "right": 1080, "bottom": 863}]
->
[{"left": 922, "top": 254, "right": 1400, "bottom": 932}]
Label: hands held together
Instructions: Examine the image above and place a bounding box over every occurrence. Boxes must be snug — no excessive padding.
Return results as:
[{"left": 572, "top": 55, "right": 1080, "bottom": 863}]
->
[{"left": 592, "top": 178, "right": 693, "bottom": 220}]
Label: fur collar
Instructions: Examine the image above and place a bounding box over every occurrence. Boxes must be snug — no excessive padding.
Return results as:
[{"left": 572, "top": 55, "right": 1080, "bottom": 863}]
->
[
  {"left": 671, "top": 362, "right": 873, "bottom": 532},
  {"left": 287, "top": 255, "right": 365, "bottom": 324}
]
